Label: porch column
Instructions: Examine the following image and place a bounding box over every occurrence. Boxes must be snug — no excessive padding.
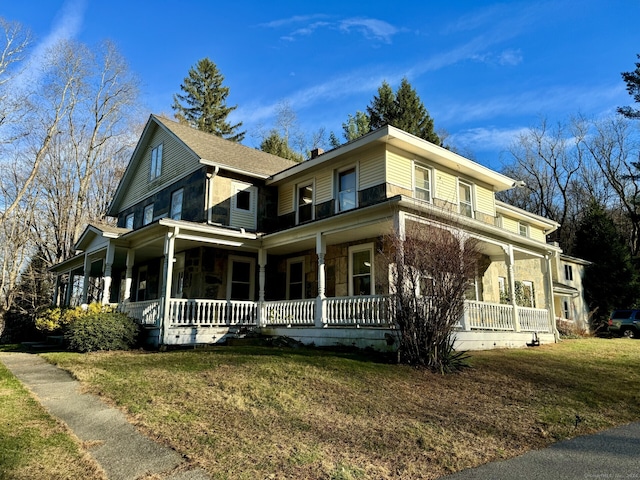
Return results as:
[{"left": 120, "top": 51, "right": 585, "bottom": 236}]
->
[
  {"left": 64, "top": 270, "right": 73, "bottom": 306},
  {"left": 101, "top": 242, "right": 115, "bottom": 305},
  {"left": 123, "top": 249, "right": 135, "bottom": 302},
  {"left": 504, "top": 245, "right": 521, "bottom": 332},
  {"left": 257, "top": 248, "right": 266, "bottom": 327},
  {"left": 161, "top": 228, "right": 178, "bottom": 345},
  {"left": 82, "top": 253, "right": 91, "bottom": 304},
  {"left": 543, "top": 254, "right": 559, "bottom": 340},
  {"left": 315, "top": 232, "right": 326, "bottom": 328}
]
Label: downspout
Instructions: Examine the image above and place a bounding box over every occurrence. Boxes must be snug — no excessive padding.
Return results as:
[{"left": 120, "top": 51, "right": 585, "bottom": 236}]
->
[{"left": 206, "top": 166, "right": 220, "bottom": 225}]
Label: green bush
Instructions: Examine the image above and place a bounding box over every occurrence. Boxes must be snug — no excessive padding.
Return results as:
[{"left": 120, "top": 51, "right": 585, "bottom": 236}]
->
[
  {"left": 36, "top": 303, "right": 111, "bottom": 334},
  {"left": 65, "top": 311, "right": 139, "bottom": 353}
]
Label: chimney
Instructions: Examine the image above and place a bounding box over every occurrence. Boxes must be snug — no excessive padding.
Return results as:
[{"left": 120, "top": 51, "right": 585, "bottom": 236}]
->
[{"left": 310, "top": 148, "right": 324, "bottom": 159}]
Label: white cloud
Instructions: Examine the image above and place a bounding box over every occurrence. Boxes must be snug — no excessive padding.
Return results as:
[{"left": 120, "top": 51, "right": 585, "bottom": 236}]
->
[{"left": 338, "top": 18, "right": 399, "bottom": 44}]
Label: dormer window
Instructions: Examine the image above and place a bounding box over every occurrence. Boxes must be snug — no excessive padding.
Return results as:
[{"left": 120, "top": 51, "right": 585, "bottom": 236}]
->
[
  {"left": 150, "top": 144, "right": 163, "bottom": 180},
  {"left": 414, "top": 165, "right": 432, "bottom": 202},
  {"left": 458, "top": 181, "right": 473, "bottom": 218}
]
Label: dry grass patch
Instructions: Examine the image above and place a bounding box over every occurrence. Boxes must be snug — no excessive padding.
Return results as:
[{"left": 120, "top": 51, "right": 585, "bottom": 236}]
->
[{"left": 44, "top": 338, "right": 640, "bottom": 479}]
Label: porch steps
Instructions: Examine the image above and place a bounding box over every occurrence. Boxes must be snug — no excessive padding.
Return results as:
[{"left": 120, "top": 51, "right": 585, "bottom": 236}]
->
[{"left": 21, "top": 335, "right": 66, "bottom": 352}]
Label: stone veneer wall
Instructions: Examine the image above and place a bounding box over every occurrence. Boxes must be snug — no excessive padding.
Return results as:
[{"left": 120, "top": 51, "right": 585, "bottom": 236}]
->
[{"left": 483, "top": 258, "right": 546, "bottom": 308}]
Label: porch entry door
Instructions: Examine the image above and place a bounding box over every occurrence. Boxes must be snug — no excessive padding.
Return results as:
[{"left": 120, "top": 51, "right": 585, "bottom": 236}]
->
[{"left": 227, "top": 256, "right": 256, "bottom": 301}]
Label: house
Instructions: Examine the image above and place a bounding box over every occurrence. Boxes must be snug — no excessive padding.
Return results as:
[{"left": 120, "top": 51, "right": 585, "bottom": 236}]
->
[
  {"left": 51, "top": 114, "right": 577, "bottom": 351},
  {"left": 551, "top": 252, "right": 591, "bottom": 333}
]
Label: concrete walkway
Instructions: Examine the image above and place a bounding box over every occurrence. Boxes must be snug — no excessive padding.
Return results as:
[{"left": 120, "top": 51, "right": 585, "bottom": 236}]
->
[{"left": 1, "top": 352, "right": 209, "bottom": 480}]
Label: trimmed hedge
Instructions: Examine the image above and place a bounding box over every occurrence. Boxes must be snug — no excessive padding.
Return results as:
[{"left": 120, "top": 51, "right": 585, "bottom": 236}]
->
[{"left": 65, "top": 311, "right": 139, "bottom": 353}]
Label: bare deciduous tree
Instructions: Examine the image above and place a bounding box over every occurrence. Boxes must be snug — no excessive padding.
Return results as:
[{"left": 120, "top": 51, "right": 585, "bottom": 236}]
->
[{"left": 385, "top": 216, "right": 480, "bottom": 372}]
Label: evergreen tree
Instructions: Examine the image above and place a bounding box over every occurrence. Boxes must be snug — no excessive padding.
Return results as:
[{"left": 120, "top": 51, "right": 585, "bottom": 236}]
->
[
  {"left": 618, "top": 54, "right": 640, "bottom": 119},
  {"left": 573, "top": 201, "right": 639, "bottom": 329},
  {"left": 367, "top": 81, "right": 397, "bottom": 131},
  {"left": 172, "top": 58, "right": 245, "bottom": 142},
  {"left": 342, "top": 111, "right": 370, "bottom": 142},
  {"left": 259, "top": 130, "right": 304, "bottom": 162}
]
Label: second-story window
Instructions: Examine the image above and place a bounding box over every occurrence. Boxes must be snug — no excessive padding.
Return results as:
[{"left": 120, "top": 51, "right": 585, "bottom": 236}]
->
[
  {"left": 236, "top": 190, "right": 251, "bottom": 211},
  {"left": 171, "top": 188, "right": 184, "bottom": 220},
  {"left": 414, "top": 165, "right": 432, "bottom": 202},
  {"left": 519, "top": 222, "right": 528, "bottom": 237},
  {"left": 297, "top": 183, "right": 313, "bottom": 223},
  {"left": 338, "top": 167, "right": 356, "bottom": 212},
  {"left": 565, "top": 264, "right": 573, "bottom": 281},
  {"left": 143, "top": 204, "right": 154, "bottom": 225},
  {"left": 458, "top": 181, "right": 473, "bottom": 218},
  {"left": 125, "top": 213, "right": 134, "bottom": 229},
  {"left": 150, "top": 144, "right": 163, "bottom": 180}
]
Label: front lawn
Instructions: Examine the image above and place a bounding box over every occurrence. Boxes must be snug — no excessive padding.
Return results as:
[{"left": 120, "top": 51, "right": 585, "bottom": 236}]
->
[{"left": 40, "top": 338, "right": 640, "bottom": 479}]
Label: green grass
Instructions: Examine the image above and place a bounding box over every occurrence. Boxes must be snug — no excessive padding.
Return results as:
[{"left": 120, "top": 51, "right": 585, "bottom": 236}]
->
[
  {"left": 23, "top": 338, "right": 640, "bottom": 479},
  {"left": 0, "top": 351, "right": 105, "bottom": 480}
]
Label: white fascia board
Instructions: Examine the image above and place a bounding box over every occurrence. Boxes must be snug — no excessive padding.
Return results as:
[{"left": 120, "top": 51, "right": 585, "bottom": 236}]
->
[
  {"left": 199, "top": 158, "right": 270, "bottom": 180},
  {"left": 495, "top": 201, "right": 560, "bottom": 233}
]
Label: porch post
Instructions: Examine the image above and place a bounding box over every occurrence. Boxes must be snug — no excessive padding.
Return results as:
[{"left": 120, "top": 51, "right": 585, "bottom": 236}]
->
[
  {"left": 123, "top": 249, "right": 135, "bottom": 302},
  {"left": 504, "top": 245, "right": 521, "bottom": 332},
  {"left": 258, "top": 248, "right": 266, "bottom": 327},
  {"left": 53, "top": 275, "right": 61, "bottom": 306},
  {"left": 161, "top": 228, "right": 178, "bottom": 345},
  {"left": 82, "top": 253, "right": 91, "bottom": 304},
  {"left": 63, "top": 270, "right": 73, "bottom": 307},
  {"left": 101, "top": 242, "right": 115, "bottom": 305},
  {"left": 543, "top": 254, "right": 559, "bottom": 340},
  {"left": 315, "top": 232, "right": 326, "bottom": 328}
]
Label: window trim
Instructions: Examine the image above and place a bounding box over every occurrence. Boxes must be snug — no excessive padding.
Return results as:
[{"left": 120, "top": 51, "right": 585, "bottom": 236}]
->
[
  {"left": 518, "top": 222, "right": 529, "bottom": 237},
  {"left": 143, "top": 204, "right": 154, "bottom": 226},
  {"left": 348, "top": 243, "right": 374, "bottom": 296},
  {"left": 336, "top": 165, "right": 358, "bottom": 213},
  {"left": 286, "top": 256, "right": 306, "bottom": 300},
  {"left": 565, "top": 264, "right": 573, "bottom": 281},
  {"left": 230, "top": 181, "right": 258, "bottom": 230},
  {"left": 458, "top": 180, "right": 474, "bottom": 218},
  {"left": 413, "top": 162, "right": 433, "bottom": 203},
  {"left": 226, "top": 255, "right": 256, "bottom": 301},
  {"left": 150, "top": 144, "right": 163, "bottom": 181},
  {"left": 171, "top": 188, "right": 184, "bottom": 220},
  {"left": 296, "top": 180, "right": 315, "bottom": 224}
]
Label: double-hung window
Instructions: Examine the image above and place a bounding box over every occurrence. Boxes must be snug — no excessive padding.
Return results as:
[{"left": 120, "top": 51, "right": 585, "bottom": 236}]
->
[
  {"left": 565, "top": 264, "right": 573, "bottom": 281},
  {"left": 143, "top": 204, "right": 154, "bottom": 225},
  {"left": 286, "top": 257, "right": 305, "bottom": 299},
  {"left": 518, "top": 222, "right": 528, "bottom": 237},
  {"left": 150, "top": 144, "right": 163, "bottom": 180},
  {"left": 125, "top": 213, "right": 134, "bottom": 229},
  {"left": 171, "top": 188, "right": 184, "bottom": 220},
  {"left": 337, "top": 167, "right": 356, "bottom": 212},
  {"left": 297, "top": 183, "right": 313, "bottom": 224},
  {"left": 349, "top": 244, "right": 374, "bottom": 296},
  {"left": 458, "top": 181, "right": 473, "bottom": 218},
  {"left": 414, "top": 165, "right": 432, "bottom": 202}
]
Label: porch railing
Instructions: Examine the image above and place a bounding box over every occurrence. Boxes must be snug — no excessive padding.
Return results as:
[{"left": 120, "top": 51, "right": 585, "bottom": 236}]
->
[
  {"left": 167, "top": 299, "right": 257, "bottom": 326},
  {"left": 118, "top": 299, "right": 161, "bottom": 326},
  {"left": 264, "top": 299, "right": 315, "bottom": 326},
  {"left": 519, "top": 306, "right": 551, "bottom": 332},
  {"left": 325, "top": 295, "right": 392, "bottom": 326},
  {"left": 464, "top": 301, "right": 515, "bottom": 331}
]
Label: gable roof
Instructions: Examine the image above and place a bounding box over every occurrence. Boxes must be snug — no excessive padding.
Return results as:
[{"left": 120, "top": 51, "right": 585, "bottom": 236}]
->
[{"left": 108, "top": 114, "right": 297, "bottom": 216}]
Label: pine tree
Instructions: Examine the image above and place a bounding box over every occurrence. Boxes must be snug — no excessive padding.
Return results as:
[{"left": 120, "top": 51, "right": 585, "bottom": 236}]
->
[
  {"left": 618, "top": 54, "right": 640, "bottom": 119},
  {"left": 260, "top": 130, "right": 304, "bottom": 162},
  {"left": 342, "top": 111, "right": 370, "bottom": 142},
  {"left": 172, "top": 58, "right": 245, "bottom": 142},
  {"left": 573, "top": 201, "right": 639, "bottom": 328}
]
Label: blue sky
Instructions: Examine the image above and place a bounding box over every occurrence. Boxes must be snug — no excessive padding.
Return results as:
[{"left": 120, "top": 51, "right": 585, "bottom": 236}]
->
[{"left": 3, "top": 0, "right": 639, "bottom": 169}]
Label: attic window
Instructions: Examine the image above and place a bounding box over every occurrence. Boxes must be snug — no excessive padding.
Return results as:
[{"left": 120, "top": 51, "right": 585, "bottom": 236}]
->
[{"left": 150, "top": 144, "right": 163, "bottom": 180}]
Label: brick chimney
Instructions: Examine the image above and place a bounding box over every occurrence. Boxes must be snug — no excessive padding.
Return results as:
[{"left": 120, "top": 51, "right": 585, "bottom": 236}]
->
[{"left": 310, "top": 148, "right": 324, "bottom": 159}]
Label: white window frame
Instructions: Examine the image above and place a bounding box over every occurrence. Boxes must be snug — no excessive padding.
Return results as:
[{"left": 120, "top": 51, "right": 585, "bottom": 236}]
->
[
  {"left": 518, "top": 222, "right": 529, "bottom": 237},
  {"left": 125, "top": 213, "right": 134, "bottom": 229},
  {"left": 563, "top": 299, "right": 571, "bottom": 319},
  {"left": 171, "top": 188, "right": 184, "bottom": 220},
  {"left": 458, "top": 180, "right": 474, "bottom": 218},
  {"left": 150, "top": 144, "right": 163, "bottom": 180},
  {"left": 226, "top": 255, "right": 256, "bottom": 301},
  {"left": 296, "top": 180, "right": 314, "bottom": 224},
  {"left": 565, "top": 264, "right": 573, "bottom": 281},
  {"left": 521, "top": 280, "right": 535, "bottom": 308},
  {"left": 286, "top": 256, "right": 306, "bottom": 300},
  {"left": 348, "top": 243, "right": 374, "bottom": 296},
  {"left": 143, "top": 204, "right": 154, "bottom": 226},
  {"left": 230, "top": 181, "right": 257, "bottom": 230},
  {"left": 336, "top": 165, "right": 358, "bottom": 213},
  {"left": 413, "top": 163, "right": 433, "bottom": 203}
]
